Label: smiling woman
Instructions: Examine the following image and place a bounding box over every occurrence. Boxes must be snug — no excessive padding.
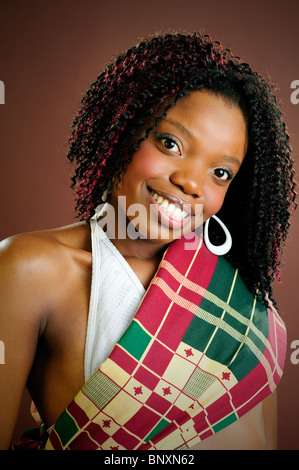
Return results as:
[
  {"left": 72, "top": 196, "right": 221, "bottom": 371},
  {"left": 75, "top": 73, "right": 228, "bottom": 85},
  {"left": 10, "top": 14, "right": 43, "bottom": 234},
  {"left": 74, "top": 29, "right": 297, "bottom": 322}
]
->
[
  {"left": 109, "top": 90, "right": 247, "bottom": 246},
  {"left": 0, "top": 32, "right": 296, "bottom": 451}
]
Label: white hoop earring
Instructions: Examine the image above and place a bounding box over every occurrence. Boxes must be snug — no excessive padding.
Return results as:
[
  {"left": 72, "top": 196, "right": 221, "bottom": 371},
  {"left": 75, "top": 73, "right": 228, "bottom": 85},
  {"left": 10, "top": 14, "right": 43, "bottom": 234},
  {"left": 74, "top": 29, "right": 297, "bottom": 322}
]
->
[{"left": 204, "top": 215, "right": 232, "bottom": 256}]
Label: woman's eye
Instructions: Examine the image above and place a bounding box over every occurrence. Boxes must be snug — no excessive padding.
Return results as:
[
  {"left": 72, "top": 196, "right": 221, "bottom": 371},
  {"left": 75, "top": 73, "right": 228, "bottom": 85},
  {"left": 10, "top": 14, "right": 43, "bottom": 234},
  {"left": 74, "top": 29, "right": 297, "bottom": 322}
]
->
[
  {"left": 152, "top": 133, "right": 181, "bottom": 155},
  {"left": 213, "top": 168, "right": 233, "bottom": 181},
  {"left": 163, "top": 138, "right": 178, "bottom": 151}
]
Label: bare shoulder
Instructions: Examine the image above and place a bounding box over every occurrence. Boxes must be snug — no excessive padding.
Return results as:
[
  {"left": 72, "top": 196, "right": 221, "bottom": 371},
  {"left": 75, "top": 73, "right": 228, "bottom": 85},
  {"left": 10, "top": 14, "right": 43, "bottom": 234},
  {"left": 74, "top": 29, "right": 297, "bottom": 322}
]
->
[
  {"left": 2, "top": 220, "right": 90, "bottom": 266},
  {"left": 0, "top": 221, "right": 91, "bottom": 259},
  {"left": 1, "top": 222, "right": 91, "bottom": 319}
]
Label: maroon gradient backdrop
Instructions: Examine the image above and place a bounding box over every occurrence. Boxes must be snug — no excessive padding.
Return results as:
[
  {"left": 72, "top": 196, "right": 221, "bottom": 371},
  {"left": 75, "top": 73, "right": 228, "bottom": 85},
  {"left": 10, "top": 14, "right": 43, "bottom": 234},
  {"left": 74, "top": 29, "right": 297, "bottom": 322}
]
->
[{"left": 0, "top": 0, "right": 298, "bottom": 450}]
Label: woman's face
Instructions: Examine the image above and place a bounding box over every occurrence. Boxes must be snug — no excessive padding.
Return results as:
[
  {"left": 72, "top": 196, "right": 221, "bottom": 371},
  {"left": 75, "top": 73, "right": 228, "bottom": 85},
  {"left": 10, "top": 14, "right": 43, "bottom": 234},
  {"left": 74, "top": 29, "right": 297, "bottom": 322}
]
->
[{"left": 110, "top": 89, "right": 248, "bottom": 245}]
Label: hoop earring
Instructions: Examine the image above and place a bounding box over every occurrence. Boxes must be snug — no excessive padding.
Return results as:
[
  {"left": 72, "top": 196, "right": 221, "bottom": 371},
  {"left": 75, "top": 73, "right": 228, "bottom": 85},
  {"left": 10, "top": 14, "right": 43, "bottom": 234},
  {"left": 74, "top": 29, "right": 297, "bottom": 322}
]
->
[{"left": 204, "top": 215, "right": 232, "bottom": 256}]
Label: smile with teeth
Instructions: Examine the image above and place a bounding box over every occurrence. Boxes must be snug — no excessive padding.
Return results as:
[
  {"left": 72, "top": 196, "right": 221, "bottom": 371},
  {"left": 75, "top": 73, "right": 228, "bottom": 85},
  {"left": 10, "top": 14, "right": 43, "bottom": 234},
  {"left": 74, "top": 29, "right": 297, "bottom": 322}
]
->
[{"left": 149, "top": 190, "right": 190, "bottom": 221}]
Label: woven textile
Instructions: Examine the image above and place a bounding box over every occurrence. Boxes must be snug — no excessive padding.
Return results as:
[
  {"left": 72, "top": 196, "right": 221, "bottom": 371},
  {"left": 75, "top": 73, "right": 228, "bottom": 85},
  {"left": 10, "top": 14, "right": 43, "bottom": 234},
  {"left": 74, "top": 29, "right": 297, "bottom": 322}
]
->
[{"left": 45, "top": 234, "right": 286, "bottom": 450}]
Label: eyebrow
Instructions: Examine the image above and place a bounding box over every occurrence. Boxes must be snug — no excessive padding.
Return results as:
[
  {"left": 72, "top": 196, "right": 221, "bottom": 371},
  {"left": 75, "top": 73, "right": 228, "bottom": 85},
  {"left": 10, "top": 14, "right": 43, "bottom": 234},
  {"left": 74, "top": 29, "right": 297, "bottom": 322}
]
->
[
  {"left": 222, "top": 155, "right": 242, "bottom": 168},
  {"left": 163, "top": 118, "right": 194, "bottom": 139},
  {"left": 163, "top": 118, "right": 243, "bottom": 168}
]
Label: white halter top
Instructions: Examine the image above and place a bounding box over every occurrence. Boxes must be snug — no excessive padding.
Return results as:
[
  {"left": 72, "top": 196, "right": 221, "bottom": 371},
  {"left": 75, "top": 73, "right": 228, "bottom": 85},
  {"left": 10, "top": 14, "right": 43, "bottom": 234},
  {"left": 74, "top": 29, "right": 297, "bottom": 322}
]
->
[{"left": 84, "top": 209, "right": 146, "bottom": 382}]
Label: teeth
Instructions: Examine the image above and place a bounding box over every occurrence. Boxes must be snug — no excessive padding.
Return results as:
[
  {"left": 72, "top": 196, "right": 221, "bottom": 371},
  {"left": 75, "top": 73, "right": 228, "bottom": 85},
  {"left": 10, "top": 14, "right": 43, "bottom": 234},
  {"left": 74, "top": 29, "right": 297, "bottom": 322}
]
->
[
  {"left": 173, "top": 207, "right": 184, "bottom": 219},
  {"left": 167, "top": 203, "right": 176, "bottom": 215},
  {"left": 150, "top": 190, "right": 188, "bottom": 221}
]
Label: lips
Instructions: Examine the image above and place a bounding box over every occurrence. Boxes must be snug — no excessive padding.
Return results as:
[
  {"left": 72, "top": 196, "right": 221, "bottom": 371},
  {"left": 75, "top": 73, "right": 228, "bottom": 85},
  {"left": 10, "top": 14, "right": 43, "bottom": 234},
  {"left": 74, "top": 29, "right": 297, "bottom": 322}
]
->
[
  {"left": 148, "top": 187, "right": 193, "bottom": 213},
  {"left": 147, "top": 186, "right": 194, "bottom": 229}
]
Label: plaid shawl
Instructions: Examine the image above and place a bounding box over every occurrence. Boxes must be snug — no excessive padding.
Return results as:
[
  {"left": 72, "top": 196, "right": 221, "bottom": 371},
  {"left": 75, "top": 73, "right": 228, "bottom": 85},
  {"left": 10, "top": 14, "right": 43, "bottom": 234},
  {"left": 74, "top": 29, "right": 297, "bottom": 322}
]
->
[{"left": 45, "top": 234, "right": 286, "bottom": 450}]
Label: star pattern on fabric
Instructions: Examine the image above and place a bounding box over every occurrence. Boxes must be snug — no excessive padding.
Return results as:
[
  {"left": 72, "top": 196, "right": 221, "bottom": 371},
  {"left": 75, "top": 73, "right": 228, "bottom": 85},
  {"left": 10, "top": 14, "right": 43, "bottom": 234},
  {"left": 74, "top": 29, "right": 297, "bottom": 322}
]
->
[
  {"left": 102, "top": 419, "right": 111, "bottom": 428},
  {"left": 162, "top": 386, "right": 171, "bottom": 396},
  {"left": 222, "top": 371, "right": 231, "bottom": 381},
  {"left": 134, "top": 386, "right": 143, "bottom": 395},
  {"left": 184, "top": 348, "right": 194, "bottom": 357}
]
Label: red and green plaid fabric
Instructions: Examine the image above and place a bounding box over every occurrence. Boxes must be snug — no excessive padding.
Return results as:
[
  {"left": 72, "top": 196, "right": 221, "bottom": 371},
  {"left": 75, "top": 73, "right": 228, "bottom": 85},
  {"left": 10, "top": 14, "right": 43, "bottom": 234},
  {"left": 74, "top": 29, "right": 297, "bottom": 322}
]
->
[{"left": 45, "top": 235, "right": 286, "bottom": 450}]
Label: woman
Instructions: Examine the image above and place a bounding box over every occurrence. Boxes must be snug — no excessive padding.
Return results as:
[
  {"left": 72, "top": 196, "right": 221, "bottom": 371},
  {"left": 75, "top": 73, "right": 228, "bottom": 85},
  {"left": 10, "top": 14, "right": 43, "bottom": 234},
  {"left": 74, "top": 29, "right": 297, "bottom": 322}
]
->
[{"left": 0, "top": 32, "right": 296, "bottom": 450}]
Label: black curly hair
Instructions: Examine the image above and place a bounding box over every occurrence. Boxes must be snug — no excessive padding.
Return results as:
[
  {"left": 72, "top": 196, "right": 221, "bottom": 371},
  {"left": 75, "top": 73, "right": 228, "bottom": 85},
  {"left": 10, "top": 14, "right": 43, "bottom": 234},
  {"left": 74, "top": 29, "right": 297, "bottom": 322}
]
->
[{"left": 67, "top": 32, "right": 296, "bottom": 307}]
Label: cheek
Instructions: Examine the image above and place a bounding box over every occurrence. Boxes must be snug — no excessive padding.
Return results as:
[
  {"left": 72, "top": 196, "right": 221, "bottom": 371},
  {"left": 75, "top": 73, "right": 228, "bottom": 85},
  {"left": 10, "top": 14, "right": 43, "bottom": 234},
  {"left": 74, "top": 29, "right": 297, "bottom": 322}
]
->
[
  {"left": 204, "top": 189, "right": 227, "bottom": 221},
  {"left": 131, "top": 143, "right": 167, "bottom": 179},
  {"left": 115, "top": 145, "right": 164, "bottom": 198}
]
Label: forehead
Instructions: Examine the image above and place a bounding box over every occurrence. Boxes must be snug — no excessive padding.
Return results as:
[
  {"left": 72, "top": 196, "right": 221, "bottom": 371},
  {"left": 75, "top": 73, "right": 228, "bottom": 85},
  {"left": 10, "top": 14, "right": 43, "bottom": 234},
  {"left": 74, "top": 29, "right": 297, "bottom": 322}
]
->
[
  {"left": 165, "top": 89, "right": 246, "bottom": 131},
  {"left": 159, "top": 90, "right": 248, "bottom": 159}
]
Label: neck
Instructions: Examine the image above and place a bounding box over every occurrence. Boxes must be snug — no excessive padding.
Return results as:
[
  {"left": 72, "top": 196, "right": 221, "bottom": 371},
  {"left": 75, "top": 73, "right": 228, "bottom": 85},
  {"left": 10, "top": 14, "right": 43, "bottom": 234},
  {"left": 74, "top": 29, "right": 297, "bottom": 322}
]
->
[
  {"left": 112, "top": 233, "right": 168, "bottom": 262},
  {"left": 97, "top": 199, "right": 170, "bottom": 262}
]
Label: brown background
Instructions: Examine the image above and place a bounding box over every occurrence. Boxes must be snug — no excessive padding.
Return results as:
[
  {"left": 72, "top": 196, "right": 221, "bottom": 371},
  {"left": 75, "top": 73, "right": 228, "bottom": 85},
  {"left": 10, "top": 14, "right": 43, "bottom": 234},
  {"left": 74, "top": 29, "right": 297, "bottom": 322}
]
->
[{"left": 0, "top": 0, "right": 298, "bottom": 450}]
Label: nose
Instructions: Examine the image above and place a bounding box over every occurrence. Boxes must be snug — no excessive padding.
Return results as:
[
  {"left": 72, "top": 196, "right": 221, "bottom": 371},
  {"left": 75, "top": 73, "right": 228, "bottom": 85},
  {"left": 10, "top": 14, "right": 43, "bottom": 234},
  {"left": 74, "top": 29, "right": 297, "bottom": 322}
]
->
[{"left": 169, "top": 166, "right": 203, "bottom": 199}]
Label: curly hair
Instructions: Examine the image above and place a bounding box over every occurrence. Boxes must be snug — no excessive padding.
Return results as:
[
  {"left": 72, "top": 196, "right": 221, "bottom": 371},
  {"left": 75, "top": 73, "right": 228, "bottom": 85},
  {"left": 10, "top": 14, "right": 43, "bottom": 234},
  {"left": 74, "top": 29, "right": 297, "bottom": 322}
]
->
[{"left": 67, "top": 31, "right": 296, "bottom": 307}]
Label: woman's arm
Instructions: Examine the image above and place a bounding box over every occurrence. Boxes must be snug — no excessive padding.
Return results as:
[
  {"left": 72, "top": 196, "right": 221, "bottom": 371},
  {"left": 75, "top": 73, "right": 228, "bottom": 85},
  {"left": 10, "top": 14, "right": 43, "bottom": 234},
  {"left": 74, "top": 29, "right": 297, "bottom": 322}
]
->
[
  {"left": 262, "top": 389, "right": 278, "bottom": 449},
  {"left": 0, "top": 235, "right": 48, "bottom": 449}
]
